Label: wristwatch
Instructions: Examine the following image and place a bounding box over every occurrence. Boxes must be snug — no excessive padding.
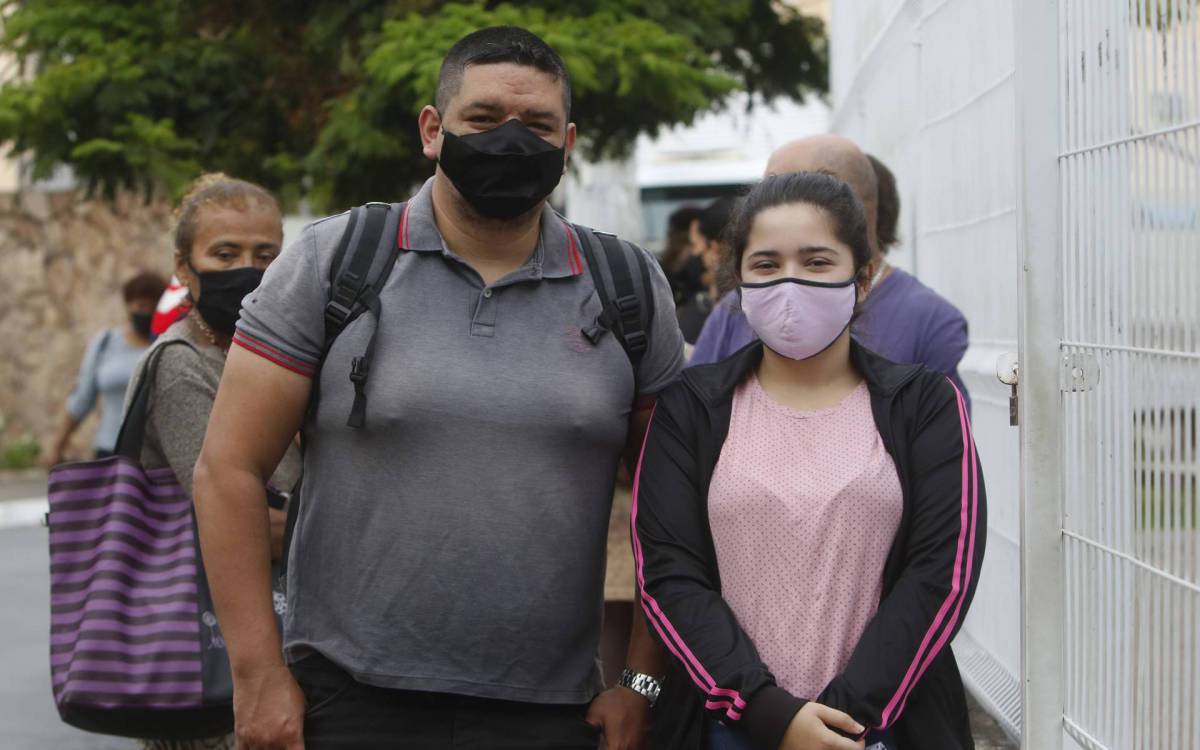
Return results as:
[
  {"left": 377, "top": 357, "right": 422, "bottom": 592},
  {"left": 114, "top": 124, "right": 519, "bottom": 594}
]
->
[{"left": 618, "top": 669, "right": 663, "bottom": 707}]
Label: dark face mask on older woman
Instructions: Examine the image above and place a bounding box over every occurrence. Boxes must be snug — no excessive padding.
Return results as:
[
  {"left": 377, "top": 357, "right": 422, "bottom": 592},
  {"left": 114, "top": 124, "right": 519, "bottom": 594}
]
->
[{"left": 191, "top": 267, "right": 265, "bottom": 336}]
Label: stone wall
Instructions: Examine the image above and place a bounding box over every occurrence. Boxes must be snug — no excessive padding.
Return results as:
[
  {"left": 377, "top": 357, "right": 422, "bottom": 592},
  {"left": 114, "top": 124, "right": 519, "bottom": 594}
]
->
[{"left": 0, "top": 190, "right": 173, "bottom": 457}]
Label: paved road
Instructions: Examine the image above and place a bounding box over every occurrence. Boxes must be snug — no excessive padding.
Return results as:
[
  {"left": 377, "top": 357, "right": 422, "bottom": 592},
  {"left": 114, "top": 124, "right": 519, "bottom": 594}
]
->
[{"left": 0, "top": 525, "right": 129, "bottom": 748}]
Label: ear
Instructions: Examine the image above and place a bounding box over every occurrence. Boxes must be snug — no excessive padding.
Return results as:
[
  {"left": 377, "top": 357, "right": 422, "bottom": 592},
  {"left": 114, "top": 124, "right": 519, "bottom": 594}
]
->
[
  {"left": 562, "top": 122, "right": 577, "bottom": 175},
  {"left": 856, "top": 266, "right": 873, "bottom": 303},
  {"left": 175, "top": 255, "right": 199, "bottom": 301},
  {"left": 419, "top": 106, "right": 444, "bottom": 161}
]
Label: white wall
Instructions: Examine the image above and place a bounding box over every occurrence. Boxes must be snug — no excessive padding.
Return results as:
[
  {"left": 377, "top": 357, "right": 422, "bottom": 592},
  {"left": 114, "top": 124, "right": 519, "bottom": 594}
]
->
[{"left": 831, "top": 0, "right": 1022, "bottom": 737}]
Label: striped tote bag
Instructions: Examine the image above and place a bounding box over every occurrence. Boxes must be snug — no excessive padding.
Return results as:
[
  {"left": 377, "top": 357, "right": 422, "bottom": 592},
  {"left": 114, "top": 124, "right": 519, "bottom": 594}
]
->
[{"left": 47, "top": 339, "right": 234, "bottom": 740}]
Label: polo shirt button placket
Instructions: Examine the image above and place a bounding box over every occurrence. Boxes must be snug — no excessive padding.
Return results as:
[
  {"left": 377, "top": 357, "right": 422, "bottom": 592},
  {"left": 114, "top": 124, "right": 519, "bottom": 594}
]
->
[{"left": 472, "top": 286, "right": 498, "bottom": 338}]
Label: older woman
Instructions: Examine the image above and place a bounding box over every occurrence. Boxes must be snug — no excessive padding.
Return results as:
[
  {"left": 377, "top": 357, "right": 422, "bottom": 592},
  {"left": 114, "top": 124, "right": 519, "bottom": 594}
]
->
[
  {"left": 125, "top": 173, "right": 301, "bottom": 750},
  {"left": 46, "top": 271, "right": 167, "bottom": 464}
]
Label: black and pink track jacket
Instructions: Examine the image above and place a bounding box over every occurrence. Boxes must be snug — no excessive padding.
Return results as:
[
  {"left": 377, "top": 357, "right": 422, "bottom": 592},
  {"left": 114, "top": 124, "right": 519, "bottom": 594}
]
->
[{"left": 633, "top": 341, "right": 986, "bottom": 750}]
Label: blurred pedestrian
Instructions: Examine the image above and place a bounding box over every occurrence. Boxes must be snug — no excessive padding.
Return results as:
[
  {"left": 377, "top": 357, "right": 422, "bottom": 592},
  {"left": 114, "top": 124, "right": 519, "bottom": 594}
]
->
[
  {"left": 678, "top": 196, "right": 737, "bottom": 344},
  {"left": 45, "top": 270, "right": 167, "bottom": 465},
  {"left": 193, "top": 26, "right": 683, "bottom": 750},
  {"left": 662, "top": 204, "right": 706, "bottom": 307},
  {"left": 634, "top": 172, "right": 986, "bottom": 750},
  {"left": 124, "top": 172, "right": 301, "bottom": 750}
]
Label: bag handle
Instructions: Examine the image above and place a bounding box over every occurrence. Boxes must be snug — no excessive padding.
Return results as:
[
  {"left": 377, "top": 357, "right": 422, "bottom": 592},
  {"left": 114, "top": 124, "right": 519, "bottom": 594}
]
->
[{"left": 113, "top": 339, "right": 198, "bottom": 460}]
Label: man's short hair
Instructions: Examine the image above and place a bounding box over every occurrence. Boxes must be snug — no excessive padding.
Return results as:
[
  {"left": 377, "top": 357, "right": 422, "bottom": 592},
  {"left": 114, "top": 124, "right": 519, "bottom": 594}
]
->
[
  {"left": 698, "top": 196, "right": 739, "bottom": 244},
  {"left": 436, "top": 26, "right": 572, "bottom": 118},
  {"left": 122, "top": 270, "right": 168, "bottom": 303},
  {"left": 868, "top": 154, "right": 900, "bottom": 252}
]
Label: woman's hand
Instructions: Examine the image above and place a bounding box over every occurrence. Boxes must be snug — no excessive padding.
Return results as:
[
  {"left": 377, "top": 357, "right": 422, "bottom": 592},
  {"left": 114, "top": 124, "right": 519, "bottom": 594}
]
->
[{"left": 778, "top": 702, "right": 865, "bottom": 750}]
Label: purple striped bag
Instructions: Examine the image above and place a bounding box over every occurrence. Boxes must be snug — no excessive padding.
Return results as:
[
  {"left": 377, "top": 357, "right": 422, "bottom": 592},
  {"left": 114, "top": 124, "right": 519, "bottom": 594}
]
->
[{"left": 47, "top": 340, "right": 234, "bottom": 740}]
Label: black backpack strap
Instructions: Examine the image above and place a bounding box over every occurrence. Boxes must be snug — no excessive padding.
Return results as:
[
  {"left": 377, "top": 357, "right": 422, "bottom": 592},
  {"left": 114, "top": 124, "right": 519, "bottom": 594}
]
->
[
  {"left": 318, "top": 201, "right": 405, "bottom": 429},
  {"left": 572, "top": 225, "right": 653, "bottom": 370},
  {"left": 282, "top": 201, "right": 403, "bottom": 582},
  {"left": 323, "top": 204, "right": 389, "bottom": 346}
]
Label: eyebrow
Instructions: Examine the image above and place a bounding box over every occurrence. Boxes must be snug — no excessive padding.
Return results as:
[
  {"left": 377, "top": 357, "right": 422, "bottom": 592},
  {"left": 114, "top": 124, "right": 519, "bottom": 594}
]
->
[
  {"left": 746, "top": 245, "right": 839, "bottom": 259},
  {"left": 460, "top": 100, "right": 560, "bottom": 123}
]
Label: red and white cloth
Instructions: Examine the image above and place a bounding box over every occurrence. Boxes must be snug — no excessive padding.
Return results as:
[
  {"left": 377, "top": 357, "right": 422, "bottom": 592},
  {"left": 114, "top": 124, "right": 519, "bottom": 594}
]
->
[{"left": 151, "top": 276, "right": 191, "bottom": 337}]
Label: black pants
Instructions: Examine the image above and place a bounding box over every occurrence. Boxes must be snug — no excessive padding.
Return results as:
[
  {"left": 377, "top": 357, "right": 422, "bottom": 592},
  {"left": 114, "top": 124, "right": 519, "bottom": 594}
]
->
[{"left": 291, "top": 653, "right": 601, "bottom": 749}]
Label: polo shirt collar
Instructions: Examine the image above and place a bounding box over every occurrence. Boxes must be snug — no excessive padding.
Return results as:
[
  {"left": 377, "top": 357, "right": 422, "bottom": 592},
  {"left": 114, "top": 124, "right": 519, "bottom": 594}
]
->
[{"left": 399, "top": 177, "right": 584, "bottom": 279}]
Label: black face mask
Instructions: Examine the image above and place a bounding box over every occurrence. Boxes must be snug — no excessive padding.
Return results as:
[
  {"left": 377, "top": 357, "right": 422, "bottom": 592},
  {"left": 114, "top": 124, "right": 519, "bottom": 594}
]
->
[
  {"left": 438, "top": 118, "right": 566, "bottom": 220},
  {"left": 129, "top": 311, "right": 153, "bottom": 338},
  {"left": 192, "top": 267, "right": 264, "bottom": 336}
]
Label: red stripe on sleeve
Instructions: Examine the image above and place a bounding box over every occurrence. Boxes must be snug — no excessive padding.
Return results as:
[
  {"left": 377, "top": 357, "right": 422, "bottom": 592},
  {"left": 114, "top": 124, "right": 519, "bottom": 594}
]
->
[{"left": 232, "top": 332, "right": 315, "bottom": 378}]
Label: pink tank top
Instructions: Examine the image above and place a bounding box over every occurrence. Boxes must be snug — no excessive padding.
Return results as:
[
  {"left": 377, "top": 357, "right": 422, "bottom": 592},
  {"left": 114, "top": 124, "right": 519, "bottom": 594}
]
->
[{"left": 708, "top": 375, "right": 903, "bottom": 698}]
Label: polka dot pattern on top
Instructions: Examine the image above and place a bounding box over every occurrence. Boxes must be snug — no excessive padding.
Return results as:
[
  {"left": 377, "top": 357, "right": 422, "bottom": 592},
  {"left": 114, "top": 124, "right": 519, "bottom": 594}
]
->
[{"left": 707, "top": 374, "right": 903, "bottom": 699}]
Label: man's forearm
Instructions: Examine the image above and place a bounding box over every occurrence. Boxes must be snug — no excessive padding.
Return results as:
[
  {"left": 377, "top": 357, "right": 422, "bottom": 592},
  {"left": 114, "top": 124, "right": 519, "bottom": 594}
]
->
[{"left": 193, "top": 458, "right": 282, "bottom": 675}]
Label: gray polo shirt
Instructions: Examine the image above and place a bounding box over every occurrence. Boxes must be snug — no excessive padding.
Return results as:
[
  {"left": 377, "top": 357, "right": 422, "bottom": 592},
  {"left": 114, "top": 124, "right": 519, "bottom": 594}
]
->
[{"left": 235, "top": 177, "right": 683, "bottom": 704}]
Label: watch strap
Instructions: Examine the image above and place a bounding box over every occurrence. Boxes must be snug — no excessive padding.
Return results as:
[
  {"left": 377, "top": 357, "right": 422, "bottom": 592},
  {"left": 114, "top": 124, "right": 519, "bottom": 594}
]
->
[{"left": 619, "top": 669, "right": 663, "bottom": 707}]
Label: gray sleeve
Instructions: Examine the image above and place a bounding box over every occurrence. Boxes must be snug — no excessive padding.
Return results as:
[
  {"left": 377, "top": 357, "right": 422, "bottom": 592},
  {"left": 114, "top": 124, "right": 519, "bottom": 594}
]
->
[
  {"left": 144, "top": 347, "right": 217, "bottom": 498},
  {"left": 635, "top": 246, "right": 685, "bottom": 397},
  {"left": 66, "top": 330, "right": 108, "bottom": 420},
  {"left": 234, "top": 215, "right": 348, "bottom": 376}
]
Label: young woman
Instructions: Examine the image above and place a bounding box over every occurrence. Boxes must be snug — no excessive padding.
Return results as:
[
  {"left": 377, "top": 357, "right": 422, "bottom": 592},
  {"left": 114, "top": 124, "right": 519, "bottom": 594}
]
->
[
  {"left": 46, "top": 271, "right": 167, "bottom": 464},
  {"left": 634, "top": 173, "right": 985, "bottom": 750},
  {"left": 126, "top": 173, "right": 302, "bottom": 750}
]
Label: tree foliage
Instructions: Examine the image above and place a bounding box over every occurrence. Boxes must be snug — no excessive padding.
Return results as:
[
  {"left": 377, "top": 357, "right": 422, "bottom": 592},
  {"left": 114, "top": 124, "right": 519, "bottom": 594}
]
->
[{"left": 0, "top": 0, "right": 826, "bottom": 211}]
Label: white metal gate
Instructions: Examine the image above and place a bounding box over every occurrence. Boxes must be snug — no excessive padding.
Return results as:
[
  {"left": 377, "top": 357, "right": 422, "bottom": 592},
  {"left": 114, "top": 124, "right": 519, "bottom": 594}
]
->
[{"left": 1017, "top": 1, "right": 1200, "bottom": 748}]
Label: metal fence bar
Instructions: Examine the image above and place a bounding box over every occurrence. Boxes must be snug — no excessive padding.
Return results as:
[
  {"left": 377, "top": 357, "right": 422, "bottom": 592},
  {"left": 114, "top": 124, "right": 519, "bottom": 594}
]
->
[{"left": 1013, "top": 1, "right": 1064, "bottom": 747}]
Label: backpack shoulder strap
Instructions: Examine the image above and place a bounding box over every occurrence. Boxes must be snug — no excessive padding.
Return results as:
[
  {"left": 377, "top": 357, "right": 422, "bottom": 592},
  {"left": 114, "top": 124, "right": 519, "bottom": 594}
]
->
[
  {"left": 317, "top": 201, "right": 405, "bottom": 428},
  {"left": 571, "top": 224, "right": 654, "bottom": 370},
  {"left": 323, "top": 203, "right": 396, "bottom": 350}
]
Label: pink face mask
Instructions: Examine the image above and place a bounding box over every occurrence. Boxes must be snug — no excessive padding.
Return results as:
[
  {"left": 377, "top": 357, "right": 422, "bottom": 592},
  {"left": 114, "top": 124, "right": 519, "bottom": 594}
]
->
[{"left": 740, "top": 277, "right": 857, "bottom": 361}]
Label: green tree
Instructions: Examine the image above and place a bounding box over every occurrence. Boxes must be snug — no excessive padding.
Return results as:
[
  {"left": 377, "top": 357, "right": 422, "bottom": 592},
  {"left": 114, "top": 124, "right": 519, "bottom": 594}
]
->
[{"left": 0, "top": 0, "right": 826, "bottom": 211}]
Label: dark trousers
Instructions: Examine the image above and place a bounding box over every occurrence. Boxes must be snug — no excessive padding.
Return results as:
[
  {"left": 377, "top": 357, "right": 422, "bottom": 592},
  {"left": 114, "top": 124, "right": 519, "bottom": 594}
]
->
[{"left": 291, "top": 653, "right": 600, "bottom": 749}]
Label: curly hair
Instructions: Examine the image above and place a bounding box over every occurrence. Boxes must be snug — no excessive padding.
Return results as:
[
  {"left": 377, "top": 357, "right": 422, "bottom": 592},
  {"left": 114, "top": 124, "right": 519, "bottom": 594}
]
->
[{"left": 172, "top": 173, "right": 280, "bottom": 260}]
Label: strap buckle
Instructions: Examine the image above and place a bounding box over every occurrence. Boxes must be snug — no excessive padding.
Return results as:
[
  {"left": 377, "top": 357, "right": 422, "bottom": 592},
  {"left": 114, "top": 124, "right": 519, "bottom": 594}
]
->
[
  {"left": 624, "top": 330, "right": 648, "bottom": 354},
  {"left": 325, "top": 300, "right": 354, "bottom": 330},
  {"left": 614, "top": 294, "right": 640, "bottom": 316},
  {"left": 349, "top": 356, "right": 370, "bottom": 385}
]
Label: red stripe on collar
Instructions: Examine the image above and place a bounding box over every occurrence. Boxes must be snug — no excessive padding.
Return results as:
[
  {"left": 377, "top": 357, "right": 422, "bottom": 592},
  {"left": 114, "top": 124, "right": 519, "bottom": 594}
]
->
[{"left": 561, "top": 220, "right": 583, "bottom": 276}]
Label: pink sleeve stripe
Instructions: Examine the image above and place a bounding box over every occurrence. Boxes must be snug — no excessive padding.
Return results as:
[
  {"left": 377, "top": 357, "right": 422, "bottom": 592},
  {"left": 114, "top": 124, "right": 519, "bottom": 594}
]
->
[
  {"left": 630, "top": 405, "right": 749, "bottom": 721},
  {"left": 232, "top": 332, "right": 315, "bottom": 377},
  {"left": 892, "top": 384, "right": 982, "bottom": 720},
  {"left": 630, "top": 408, "right": 746, "bottom": 712},
  {"left": 877, "top": 379, "right": 979, "bottom": 728}
]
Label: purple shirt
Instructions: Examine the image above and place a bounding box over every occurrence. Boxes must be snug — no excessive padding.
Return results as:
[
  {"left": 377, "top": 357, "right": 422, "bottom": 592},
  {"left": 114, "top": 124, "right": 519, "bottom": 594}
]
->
[{"left": 689, "top": 268, "right": 971, "bottom": 407}]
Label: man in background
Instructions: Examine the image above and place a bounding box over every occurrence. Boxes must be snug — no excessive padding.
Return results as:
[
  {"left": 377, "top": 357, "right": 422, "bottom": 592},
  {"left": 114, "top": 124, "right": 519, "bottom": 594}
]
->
[{"left": 689, "top": 137, "right": 970, "bottom": 408}]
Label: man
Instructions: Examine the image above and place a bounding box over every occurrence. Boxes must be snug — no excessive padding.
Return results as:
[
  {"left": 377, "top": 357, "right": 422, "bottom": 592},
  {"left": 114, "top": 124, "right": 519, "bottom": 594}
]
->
[
  {"left": 689, "top": 137, "right": 970, "bottom": 406},
  {"left": 677, "top": 196, "right": 737, "bottom": 344},
  {"left": 857, "top": 152, "right": 970, "bottom": 406},
  {"left": 193, "top": 27, "right": 683, "bottom": 749}
]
